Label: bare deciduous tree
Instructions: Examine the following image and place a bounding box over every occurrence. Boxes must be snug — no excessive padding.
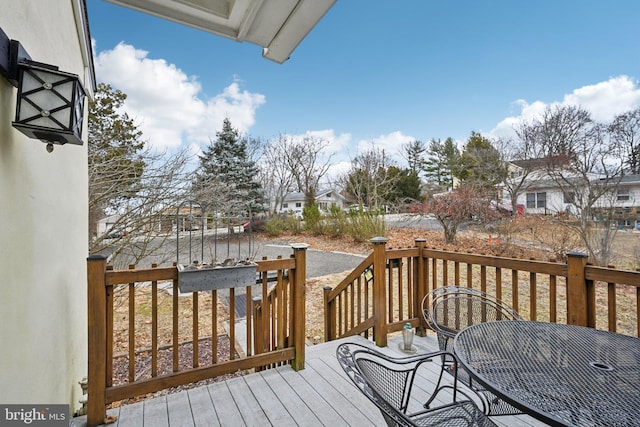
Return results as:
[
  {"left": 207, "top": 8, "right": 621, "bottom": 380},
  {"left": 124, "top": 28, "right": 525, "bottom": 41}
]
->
[
  {"left": 525, "top": 105, "right": 624, "bottom": 265},
  {"left": 89, "top": 147, "right": 192, "bottom": 268},
  {"left": 259, "top": 134, "right": 296, "bottom": 214},
  {"left": 283, "top": 135, "right": 333, "bottom": 206},
  {"left": 498, "top": 119, "right": 547, "bottom": 213},
  {"left": 609, "top": 107, "right": 640, "bottom": 174},
  {"left": 341, "top": 145, "right": 398, "bottom": 209}
]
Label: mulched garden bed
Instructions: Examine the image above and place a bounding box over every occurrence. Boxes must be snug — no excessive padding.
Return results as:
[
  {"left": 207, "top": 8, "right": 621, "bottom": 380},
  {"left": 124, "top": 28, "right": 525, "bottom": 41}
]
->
[{"left": 109, "top": 334, "right": 246, "bottom": 407}]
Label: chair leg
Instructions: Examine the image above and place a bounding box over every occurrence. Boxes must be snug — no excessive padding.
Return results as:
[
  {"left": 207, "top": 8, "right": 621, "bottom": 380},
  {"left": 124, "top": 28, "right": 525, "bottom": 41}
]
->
[{"left": 423, "top": 354, "right": 449, "bottom": 409}]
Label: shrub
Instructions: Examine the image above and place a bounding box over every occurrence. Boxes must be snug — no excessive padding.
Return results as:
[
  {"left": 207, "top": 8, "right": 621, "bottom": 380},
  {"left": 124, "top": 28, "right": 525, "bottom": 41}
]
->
[
  {"left": 320, "top": 208, "right": 386, "bottom": 242},
  {"left": 303, "top": 204, "right": 323, "bottom": 234},
  {"left": 263, "top": 215, "right": 303, "bottom": 236}
]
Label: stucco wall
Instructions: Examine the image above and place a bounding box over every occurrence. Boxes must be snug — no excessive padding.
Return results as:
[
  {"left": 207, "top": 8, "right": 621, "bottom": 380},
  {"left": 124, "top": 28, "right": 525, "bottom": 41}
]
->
[{"left": 0, "top": 0, "right": 89, "bottom": 414}]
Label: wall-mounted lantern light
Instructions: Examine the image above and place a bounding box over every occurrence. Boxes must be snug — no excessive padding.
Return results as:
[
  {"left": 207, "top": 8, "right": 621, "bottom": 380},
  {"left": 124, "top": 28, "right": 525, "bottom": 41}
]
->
[{"left": 0, "top": 26, "right": 86, "bottom": 152}]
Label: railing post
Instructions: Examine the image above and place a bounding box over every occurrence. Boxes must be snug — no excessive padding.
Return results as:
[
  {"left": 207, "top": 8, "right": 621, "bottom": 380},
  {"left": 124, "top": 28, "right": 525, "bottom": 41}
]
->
[
  {"left": 414, "top": 238, "right": 427, "bottom": 336},
  {"left": 291, "top": 243, "right": 308, "bottom": 371},
  {"left": 566, "top": 252, "right": 589, "bottom": 326},
  {"left": 323, "top": 286, "right": 335, "bottom": 341},
  {"left": 371, "top": 237, "right": 389, "bottom": 347},
  {"left": 252, "top": 296, "right": 264, "bottom": 371},
  {"left": 87, "top": 255, "right": 108, "bottom": 427}
]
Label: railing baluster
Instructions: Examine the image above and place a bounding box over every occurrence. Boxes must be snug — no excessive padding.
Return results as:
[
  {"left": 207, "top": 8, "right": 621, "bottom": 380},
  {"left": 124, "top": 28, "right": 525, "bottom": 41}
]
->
[
  {"left": 442, "top": 259, "right": 448, "bottom": 287},
  {"left": 607, "top": 278, "right": 616, "bottom": 332},
  {"left": 357, "top": 276, "right": 362, "bottom": 326},
  {"left": 454, "top": 260, "right": 460, "bottom": 287},
  {"left": 480, "top": 265, "right": 487, "bottom": 294},
  {"left": 431, "top": 258, "right": 437, "bottom": 293},
  {"left": 398, "top": 259, "right": 404, "bottom": 321},
  {"left": 151, "top": 263, "right": 158, "bottom": 378},
  {"left": 128, "top": 265, "right": 135, "bottom": 383},
  {"left": 245, "top": 285, "right": 251, "bottom": 356},
  {"left": 387, "top": 260, "right": 394, "bottom": 324},
  {"left": 192, "top": 291, "right": 198, "bottom": 368},
  {"left": 349, "top": 282, "right": 355, "bottom": 331},
  {"left": 530, "top": 270, "right": 537, "bottom": 321},
  {"left": 549, "top": 275, "right": 557, "bottom": 323},
  {"left": 637, "top": 287, "right": 640, "bottom": 337},
  {"left": 511, "top": 269, "right": 518, "bottom": 314},
  {"left": 212, "top": 289, "right": 218, "bottom": 363},
  {"left": 277, "top": 269, "right": 285, "bottom": 350},
  {"left": 270, "top": 290, "right": 276, "bottom": 352},
  {"left": 172, "top": 276, "right": 178, "bottom": 373},
  {"left": 229, "top": 287, "right": 236, "bottom": 360}
]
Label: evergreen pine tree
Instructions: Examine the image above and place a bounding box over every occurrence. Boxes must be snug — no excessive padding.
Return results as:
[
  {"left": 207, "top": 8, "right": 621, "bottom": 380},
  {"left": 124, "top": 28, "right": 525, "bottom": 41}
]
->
[
  {"left": 424, "top": 137, "right": 460, "bottom": 189},
  {"left": 194, "top": 118, "right": 265, "bottom": 213}
]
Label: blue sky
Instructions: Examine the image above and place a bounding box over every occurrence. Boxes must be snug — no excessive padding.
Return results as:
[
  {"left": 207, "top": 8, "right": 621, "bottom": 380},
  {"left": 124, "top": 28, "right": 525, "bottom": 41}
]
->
[{"left": 87, "top": 1, "right": 640, "bottom": 177}]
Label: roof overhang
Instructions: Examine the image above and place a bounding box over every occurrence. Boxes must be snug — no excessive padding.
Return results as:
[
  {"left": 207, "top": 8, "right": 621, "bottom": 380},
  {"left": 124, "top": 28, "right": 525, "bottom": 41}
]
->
[{"left": 104, "top": 0, "right": 335, "bottom": 63}]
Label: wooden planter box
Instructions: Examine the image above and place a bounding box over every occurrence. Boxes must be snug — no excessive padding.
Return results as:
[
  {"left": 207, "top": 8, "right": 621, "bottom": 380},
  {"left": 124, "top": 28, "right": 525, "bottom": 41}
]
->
[{"left": 177, "top": 263, "right": 258, "bottom": 292}]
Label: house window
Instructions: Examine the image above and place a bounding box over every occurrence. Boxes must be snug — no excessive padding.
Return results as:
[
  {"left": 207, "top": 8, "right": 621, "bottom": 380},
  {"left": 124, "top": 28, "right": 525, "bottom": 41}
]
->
[
  {"left": 526, "top": 192, "right": 546, "bottom": 209},
  {"left": 617, "top": 188, "right": 630, "bottom": 201},
  {"left": 283, "top": 203, "right": 288, "bottom": 208},
  {"left": 563, "top": 192, "right": 575, "bottom": 204},
  {"left": 295, "top": 202, "right": 302, "bottom": 208}
]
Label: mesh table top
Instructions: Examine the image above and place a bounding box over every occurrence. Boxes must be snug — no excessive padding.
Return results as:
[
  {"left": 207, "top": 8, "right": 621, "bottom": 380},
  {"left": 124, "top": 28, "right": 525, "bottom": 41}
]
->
[{"left": 453, "top": 321, "right": 640, "bottom": 427}]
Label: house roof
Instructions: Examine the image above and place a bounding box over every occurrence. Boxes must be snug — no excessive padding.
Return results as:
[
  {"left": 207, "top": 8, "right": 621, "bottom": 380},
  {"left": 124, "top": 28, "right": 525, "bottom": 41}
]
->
[
  {"left": 104, "top": 0, "right": 336, "bottom": 63},
  {"left": 78, "top": 0, "right": 97, "bottom": 94},
  {"left": 510, "top": 155, "right": 572, "bottom": 170},
  {"left": 283, "top": 190, "right": 346, "bottom": 203},
  {"left": 619, "top": 174, "right": 640, "bottom": 184}
]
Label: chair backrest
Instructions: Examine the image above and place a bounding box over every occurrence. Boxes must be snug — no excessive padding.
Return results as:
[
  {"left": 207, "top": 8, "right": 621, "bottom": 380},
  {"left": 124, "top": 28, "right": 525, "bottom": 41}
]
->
[
  {"left": 336, "top": 343, "right": 427, "bottom": 427},
  {"left": 422, "top": 286, "right": 521, "bottom": 340}
]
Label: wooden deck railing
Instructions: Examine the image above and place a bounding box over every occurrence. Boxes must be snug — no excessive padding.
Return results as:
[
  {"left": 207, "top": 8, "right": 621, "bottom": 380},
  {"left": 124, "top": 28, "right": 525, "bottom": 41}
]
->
[
  {"left": 324, "top": 237, "right": 640, "bottom": 347},
  {"left": 86, "top": 244, "right": 307, "bottom": 427}
]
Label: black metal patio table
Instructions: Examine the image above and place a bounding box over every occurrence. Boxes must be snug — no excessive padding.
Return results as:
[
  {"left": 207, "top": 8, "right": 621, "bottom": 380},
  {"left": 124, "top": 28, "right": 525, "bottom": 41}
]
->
[{"left": 453, "top": 320, "right": 640, "bottom": 426}]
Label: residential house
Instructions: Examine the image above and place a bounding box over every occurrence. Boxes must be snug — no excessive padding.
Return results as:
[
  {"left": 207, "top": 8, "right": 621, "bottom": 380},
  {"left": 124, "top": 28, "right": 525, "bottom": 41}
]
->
[
  {"left": 278, "top": 190, "right": 348, "bottom": 217},
  {"left": 0, "top": 0, "right": 334, "bottom": 417},
  {"left": 600, "top": 174, "right": 640, "bottom": 229},
  {"left": 0, "top": 0, "right": 96, "bottom": 414},
  {"left": 502, "top": 160, "right": 640, "bottom": 228}
]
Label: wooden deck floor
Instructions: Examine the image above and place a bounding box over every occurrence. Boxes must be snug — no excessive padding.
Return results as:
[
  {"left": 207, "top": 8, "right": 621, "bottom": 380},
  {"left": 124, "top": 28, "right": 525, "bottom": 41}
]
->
[{"left": 72, "top": 334, "right": 545, "bottom": 427}]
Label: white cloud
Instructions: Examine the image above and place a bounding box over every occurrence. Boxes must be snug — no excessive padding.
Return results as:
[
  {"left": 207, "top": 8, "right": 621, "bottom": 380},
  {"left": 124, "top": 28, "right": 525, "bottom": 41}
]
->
[
  {"left": 356, "top": 131, "right": 416, "bottom": 165},
  {"left": 562, "top": 76, "right": 640, "bottom": 122},
  {"left": 490, "top": 76, "right": 640, "bottom": 142},
  {"left": 94, "top": 42, "right": 265, "bottom": 151},
  {"left": 274, "top": 129, "right": 353, "bottom": 160}
]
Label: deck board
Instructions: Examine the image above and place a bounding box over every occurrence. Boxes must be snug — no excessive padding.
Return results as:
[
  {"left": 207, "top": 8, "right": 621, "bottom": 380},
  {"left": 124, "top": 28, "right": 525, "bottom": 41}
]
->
[
  {"left": 258, "top": 369, "right": 324, "bottom": 427},
  {"left": 143, "top": 395, "right": 168, "bottom": 427},
  {"left": 166, "top": 391, "right": 194, "bottom": 427},
  {"left": 186, "top": 386, "right": 220, "bottom": 427},
  {"left": 226, "top": 376, "right": 271, "bottom": 425},
  {"left": 243, "top": 372, "right": 298, "bottom": 426},
  {"left": 76, "top": 335, "right": 546, "bottom": 427},
  {"left": 207, "top": 381, "right": 243, "bottom": 425},
  {"left": 277, "top": 362, "right": 349, "bottom": 425}
]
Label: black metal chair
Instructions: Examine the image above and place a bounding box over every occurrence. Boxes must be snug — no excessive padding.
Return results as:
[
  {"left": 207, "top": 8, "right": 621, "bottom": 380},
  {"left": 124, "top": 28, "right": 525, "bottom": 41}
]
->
[
  {"left": 336, "top": 342, "right": 497, "bottom": 427},
  {"left": 422, "top": 286, "right": 522, "bottom": 416}
]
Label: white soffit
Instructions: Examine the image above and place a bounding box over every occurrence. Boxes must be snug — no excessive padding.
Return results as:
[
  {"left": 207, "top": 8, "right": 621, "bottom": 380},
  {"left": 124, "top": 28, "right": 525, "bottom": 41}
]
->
[{"left": 104, "top": 0, "right": 335, "bottom": 63}]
